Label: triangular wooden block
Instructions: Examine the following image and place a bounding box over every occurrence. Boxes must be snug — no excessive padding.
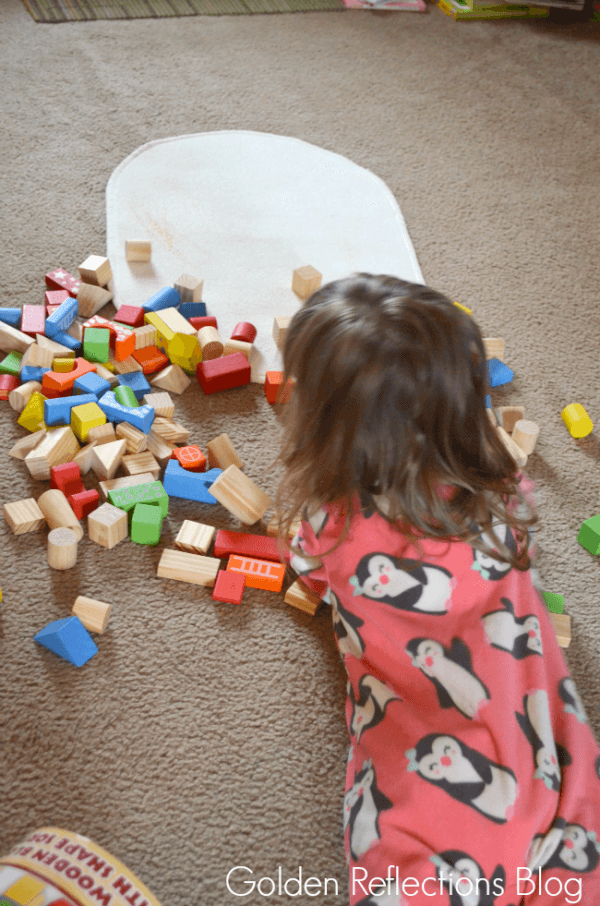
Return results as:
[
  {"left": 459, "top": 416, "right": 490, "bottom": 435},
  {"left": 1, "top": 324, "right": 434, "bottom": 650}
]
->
[
  {"left": 73, "top": 440, "right": 98, "bottom": 475},
  {"left": 24, "top": 426, "right": 80, "bottom": 480},
  {"left": 36, "top": 333, "right": 75, "bottom": 357},
  {"left": 9, "top": 429, "right": 47, "bottom": 460},
  {"left": 150, "top": 363, "right": 191, "bottom": 395},
  {"left": 91, "top": 438, "right": 127, "bottom": 480},
  {"left": 76, "top": 282, "right": 114, "bottom": 318},
  {"left": 0, "top": 322, "right": 35, "bottom": 355}
]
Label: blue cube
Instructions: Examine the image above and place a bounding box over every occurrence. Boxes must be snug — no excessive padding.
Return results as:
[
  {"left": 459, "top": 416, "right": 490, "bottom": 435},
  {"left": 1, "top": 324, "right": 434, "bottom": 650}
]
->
[
  {"left": 117, "top": 371, "right": 152, "bottom": 401},
  {"left": 0, "top": 308, "right": 22, "bottom": 328},
  {"left": 74, "top": 372, "right": 112, "bottom": 398},
  {"left": 179, "top": 302, "right": 207, "bottom": 320}
]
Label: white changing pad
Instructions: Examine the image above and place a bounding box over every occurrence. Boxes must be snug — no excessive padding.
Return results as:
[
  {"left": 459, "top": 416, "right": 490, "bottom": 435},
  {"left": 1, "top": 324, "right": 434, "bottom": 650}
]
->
[{"left": 106, "top": 131, "right": 424, "bottom": 382}]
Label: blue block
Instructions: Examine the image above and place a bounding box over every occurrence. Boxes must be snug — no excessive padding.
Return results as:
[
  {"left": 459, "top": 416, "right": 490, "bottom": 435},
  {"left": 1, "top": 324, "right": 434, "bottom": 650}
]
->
[
  {"left": 74, "top": 372, "right": 112, "bottom": 398},
  {"left": 34, "top": 616, "right": 98, "bottom": 667},
  {"left": 44, "top": 393, "right": 97, "bottom": 426},
  {"left": 98, "top": 390, "right": 155, "bottom": 433},
  {"left": 45, "top": 296, "right": 78, "bottom": 338},
  {"left": 488, "top": 358, "right": 514, "bottom": 388},
  {"left": 51, "top": 330, "right": 82, "bottom": 352},
  {"left": 0, "top": 308, "right": 22, "bottom": 328},
  {"left": 21, "top": 365, "right": 49, "bottom": 383},
  {"left": 485, "top": 395, "right": 491, "bottom": 409},
  {"left": 163, "top": 459, "right": 222, "bottom": 503},
  {"left": 178, "top": 302, "right": 207, "bottom": 320},
  {"left": 117, "top": 371, "right": 151, "bottom": 401},
  {"left": 144, "top": 286, "right": 181, "bottom": 313}
]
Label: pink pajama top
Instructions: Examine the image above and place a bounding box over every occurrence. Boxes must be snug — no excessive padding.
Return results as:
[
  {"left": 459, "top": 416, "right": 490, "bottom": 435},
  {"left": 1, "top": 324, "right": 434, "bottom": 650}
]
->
[{"left": 287, "top": 483, "right": 600, "bottom": 906}]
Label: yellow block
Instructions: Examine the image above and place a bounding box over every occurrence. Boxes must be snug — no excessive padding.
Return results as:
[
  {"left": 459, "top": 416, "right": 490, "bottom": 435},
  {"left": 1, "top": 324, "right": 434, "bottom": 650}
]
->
[
  {"left": 71, "top": 401, "right": 107, "bottom": 442},
  {"left": 52, "top": 356, "right": 75, "bottom": 372},
  {"left": 5, "top": 875, "right": 45, "bottom": 905},
  {"left": 17, "top": 390, "right": 46, "bottom": 432},
  {"left": 168, "top": 334, "right": 201, "bottom": 371},
  {"left": 562, "top": 403, "right": 593, "bottom": 439}
]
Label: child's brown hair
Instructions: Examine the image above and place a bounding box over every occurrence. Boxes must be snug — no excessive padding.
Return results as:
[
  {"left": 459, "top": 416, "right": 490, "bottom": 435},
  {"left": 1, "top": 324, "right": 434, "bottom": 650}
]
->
[{"left": 275, "top": 273, "right": 537, "bottom": 571}]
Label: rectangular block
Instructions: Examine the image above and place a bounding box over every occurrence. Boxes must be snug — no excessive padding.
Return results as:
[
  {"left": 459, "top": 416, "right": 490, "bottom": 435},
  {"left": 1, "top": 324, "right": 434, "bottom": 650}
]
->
[
  {"left": 88, "top": 501, "right": 128, "bottom": 548},
  {"left": 212, "top": 569, "right": 245, "bottom": 605},
  {"left": 3, "top": 498, "right": 46, "bottom": 534},
  {"left": 99, "top": 471, "right": 157, "bottom": 499},
  {"left": 157, "top": 549, "right": 220, "bottom": 587},
  {"left": 214, "top": 530, "right": 281, "bottom": 561},
  {"left": 24, "top": 426, "right": 80, "bottom": 480},
  {"left": 98, "top": 390, "right": 155, "bottom": 433},
  {"left": 45, "top": 268, "right": 81, "bottom": 297},
  {"left": 125, "top": 240, "right": 151, "bottom": 262},
  {"left": 0, "top": 321, "right": 35, "bottom": 355},
  {"left": 196, "top": 352, "right": 250, "bottom": 395},
  {"left": 227, "top": 554, "right": 285, "bottom": 592},
  {"left": 114, "top": 304, "right": 146, "bottom": 328},
  {"left": 122, "top": 451, "right": 161, "bottom": 479},
  {"left": 21, "top": 304, "right": 46, "bottom": 337},
  {"left": 209, "top": 464, "right": 271, "bottom": 525},
  {"left": 284, "top": 579, "right": 325, "bottom": 616},
  {"left": 45, "top": 295, "right": 78, "bottom": 338},
  {"left": 144, "top": 286, "right": 181, "bottom": 313},
  {"left": 175, "top": 520, "right": 216, "bottom": 554},
  {"left": 108, "top": 479, "right": 169, "bottom": 518},
  {"left": 44, "top": 392, "right": 97, "bottom": 427}
]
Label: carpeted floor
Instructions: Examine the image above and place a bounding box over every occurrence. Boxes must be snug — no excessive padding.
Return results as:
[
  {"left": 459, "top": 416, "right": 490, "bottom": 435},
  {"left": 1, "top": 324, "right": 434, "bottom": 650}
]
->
[{"left": 1, "top": 2, "right": 599, "bottom": 904}]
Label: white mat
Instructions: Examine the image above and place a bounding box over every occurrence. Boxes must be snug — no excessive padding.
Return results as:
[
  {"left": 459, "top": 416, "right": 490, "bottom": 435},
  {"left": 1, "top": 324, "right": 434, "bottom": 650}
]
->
[{"left": 106, "top": 131, "right": 424, "bottom": 382}]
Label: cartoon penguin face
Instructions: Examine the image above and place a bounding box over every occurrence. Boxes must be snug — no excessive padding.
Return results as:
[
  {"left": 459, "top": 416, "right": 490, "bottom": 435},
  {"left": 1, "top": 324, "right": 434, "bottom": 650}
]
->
[
  {"left": 522, "top": 616, "right": 542, "bottom": 654},
  {"left": 413, "top": 640, "right": 445, "bottom": 676},
  {"left": 417, "top": 736, "right": 480, "bottom": 784},
  {"left": 560, "top": 825, "right": 594, "bottom": 871},
  {"left": 360, "top": 554, "right": 412, "bottom": 600}
]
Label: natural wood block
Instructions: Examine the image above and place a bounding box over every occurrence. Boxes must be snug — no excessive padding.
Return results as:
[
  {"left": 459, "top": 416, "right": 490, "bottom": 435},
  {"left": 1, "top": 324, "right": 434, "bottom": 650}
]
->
[
  {"left": 77, "top": 282, "right": 114, "bottom": 318},
  {"left": 95, "top": 362, "right": 119, "bottom": 386},
  {"left": 512, "top": 419, "right": 540, "bottom": 456},
  {"left": 175, "top": 520, "right": 216, "bottom": 554},
  {"left": 266, "top": 514, "right": 302, "bottom": 538},
  {"left": 143, "top": 391, "right": 174, "bottom": 418},
  {"left": 73, "top": 440, "right": 98, "bottom": 475},
  {"left": 24, "top": 426, "right": 80, "bottom": 480},
  {"left": 146, "top": 429, "right": 176, "bottom": 466},
  {"left": 157, "top": 549, "right": 220, "bottom": 587},
  {"left": 72, "top": 595, "right": 112, "bottom": 633},
  {"left": 108, "top": 351, "right": 143, "bottom": 374},
  {"left": 9, "top": 428, "right": 47, "bottom": 460},
  {"left": 152, "top": 417, "right": 190, "bottom": 444},
  {"left": 88, "top": 501, "right": 129, "bottom": 548},
  {"left": 91, "top": 439, "right": 127, "bottom": 480},
  {"left": 87, "top": 422, "right": 116, "bottom": 445},
  {"left": 285, "top": 579, "right": 323, "bottom": 616},
  {"left": 197, "top": 326, "right": 223, "bottom": 360},
  {"left": 483, "top": 338, "right": 505, "bottom": 361},
  {"left": 150, "top": 363, "right": 191, "bottom": 395},
  {"left": 125, "top": 240, "right": 152, "bottom": 262},
  {"left": 20, "top": 343, "right": 54, "bottom": 370},
  {"left": 496, "top": 426, "right": 527, "bottom": 469},
  {"left": 273, "top": 316, "right": 291, "bottom": 350},
  {"left": 47, "top": 527, "right": 78, "bottom": 570},
  {"left": 152, "top": 307, "right": 196, "bottom": 338},
  {"left": 121, "top": 451, "right": 161, "bottom": 479},
  {"left": 222, "top": 338, "right": 252, "bottom": 360},
  {"left": 116, "top": 421, "right": 148, "bottom": 454},
  {"left": 496, "top": 406, "right": 525, "bottom": 434},
  {"left": 79, "top": 255, "right": 113, "bottom": 287},
  {"left": 174, "top": 274, "right": 203, "bottom": 304},
  {"left": 133, "top": 324, "right": 157, "bottom": 350},
  {"left": 37, "top": 488, "right": 84, "bottom": 540},
  {"left": 99, "top": 471, "right": 156, "bottom": 499},
  {"left": 292, "top": 265, "right": 321, "bottom": 300},
  {"left": 3, "top": 498, "right": 46, "bottom": 534},
  {"left": 0, "top": 321, "right": 35, "bottom": 355},
  {"left": 206, "top": 433, "right": 243, "bottom": 471},
  {"left": 9, "top": 380, "right": 42, "bottom": 413},
  {"left": 486, "top": 408, "right": 497, "bottom": 427},
  {"left": 550, "top": 611, "right": 571, "bottom": 648},
  {"left": 209, "top": 465, "right": 271, "bottom": 525},
  {"left": 36, "top": 333, "right": 74, "bottom": 357}
]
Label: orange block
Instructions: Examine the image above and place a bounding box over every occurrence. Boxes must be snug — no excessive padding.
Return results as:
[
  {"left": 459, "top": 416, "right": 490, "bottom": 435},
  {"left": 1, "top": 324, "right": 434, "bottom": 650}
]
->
[
  {"left": 172, "top": 445, "right": 206, "bottom": 471},
  {"left": 227, "top": 553, "right": 286, "bottom": 592},
  {"left": 132, "top": 345, "right": 169, "bottom": 374},
  {"left": 42, "top": 357, "right": 97, "bottom": 393},
  {"left": 83, "top": 315, "right": 135, "bottom": 361}
]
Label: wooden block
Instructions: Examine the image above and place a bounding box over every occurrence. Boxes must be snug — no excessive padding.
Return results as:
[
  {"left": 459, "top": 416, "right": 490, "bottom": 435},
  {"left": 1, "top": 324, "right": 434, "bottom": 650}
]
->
[
  {"left": 37, "top": 488, "right": 84, "bottom": 540},
  {"left": 25, "top": 426, "right": 80, "bottom": 480},
  {"left": 17, "top": 389, "right": 46, "bottom": 432},
  {"left": 79, "top": 255, "right": 113, "bottom": 287},
  {"left": 72, "top": 595, "right": 111, "bottom": 633},
  {"left": 495, "top": 406, "right": 525, "bottom": 434},
  {"left": 482, "top": 338, "right": 505, "bottom": 361},
  {"left": 132, "top": 345, "right": 169, "bottom": 374},
  {"left": 550, "top": 611, "right": 571, "bottom": 648},
  {"left": 197, "top": 352, "right": 250, "bottom": 394},
  {"left": 512, "top": 419, "right": 540, "bottom": 456},
  {"left": 42, "top": 357, "right": 96, "bottom": 393},
  {"left": 88, "top": 501, "right": 128, "bottom": 548},
  {"left": 116, "top": 421, "right": 148, "bottom": 453},
  {"left": 197, "top": 326, "right": 223, "bottom": 360},
  {"left": 53, "top": 356, "right": 76, "bottom": 372},
  {"left": 175, "top": 520, "right": 216, "bottom": 554},
  {"left": 3, "top": 498, "right": 46, "bottom": 534},
  {"left": 212, "top": 569, "right": 245, "bottom": 605},
  {"left": 227, "top": 553, "right": 285, "bottom": 592},
  {"left": 76, "top": 282, "right": 114, "bottom": 318},
  {"left": 175, "top": 274, "right": 203, "bottom": 305},
  {"left": 98, "top": 471, "right": 157, "bottom": 499},
  {"left": 95, "top": 362, "right": 119, "bottom": 386},
  {"left": 266, "top": 513, "right": 302, "bottom": 538},
  {"left": 222, "top": 338, "right": 252, "bottom": 360},
  {"left": 231, "top": 321, "right": 257, "bottom": 344},
  {"left": 172, "top": 444, "right": 206, "bottom": 471},
  {"left": 209, "top": 465, "right": 271, "bottom": 525},
  {"left": 146, "top": 428, "right": 176, "bottom": 467},
  {"left": 214, "top": 530, "right": 280, "bottom": 561},
  {"left": 9, "top": 380, "right": 42, "bottom": 413},
  {"left": 157, "top": 549, "right": 220, "bottom": 587},
  {"left": 284, "top": 579, "right": 323, "bottom": 616},
  {"left": 91, "top": 438, "right": 127, "bottom": 481},
  {"left": 107, "top": 352, "right": 143, "bottom": 375},
  {"left": 292, "top": 265, "right": 322, "bottom": 299},
  {"left": 71, "top": 401, "right": 107, "bottom": 443},
  {"left": 122, "top": 451, "right": 161, "bottom": 479},
  {"left": 496, "top": 426, "right": 527, "bottom": 469},
  {"left": 69, "top": 488, "right": 100, "bottom": 520},
  {"left": 150, "top": 363, "right": 191, "bottom": 395},
  {"left": 272, "top": 316, "right": 291, "bottom": 350},
  {"left": 143, "top": 391, "right": 174, "bottom": 418},
  {"left": 114, "top": 304, "right": 146, "bottom": 329},
  {"left": 486, "top": 408, "right": 497, "bottom": 427},
  {"left": 73, "top": 440, "right": 98, "bottom": 475},
  {"left": 87, "top": 421, "right": 116, "bottom": 445},
  {"left": 20, "top": 343, "right": 54, "bottom": 370},
  {"left": 133, "top": 324, "right": 158, "bottom": 350},
  {"left": 45, "top": 267, "right": 81, "bottom": 297},
  {"left": 0, "top": 373, "right": 18, "bottom": 399},
  {"left": 0, "top": 321, "right": 35, "bottom": 355},
  {"left": 151, "top": 417, "right": 190, "bottom": 444},
  {"left": 206, "top": 433, "right": 243, "bottom": 471},
  {"left": 21, "top": 305, "right": 46, "bottom": 337},
  {"left": 36, "top": 333, "right": 76, "bottom": 357},
  {"left": 47, "top": 526, "right": 78, "bottom": 570},
  {"left": 9, "top": 427, "right": 47, "bottom": 460},
  {"left": 125, "top": 240, "right": 152, "bottom": 262},
  {"left": 152, "top": 306, "right": 196, "bottom": 338}
]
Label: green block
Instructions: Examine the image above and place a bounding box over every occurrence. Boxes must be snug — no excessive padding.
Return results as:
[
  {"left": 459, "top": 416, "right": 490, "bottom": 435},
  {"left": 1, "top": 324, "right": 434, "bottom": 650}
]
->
[
  {"left": 131, "top": 502, "right": 163, "bottom": 545},
  {"left": 83, "top": 327, "right": 111, "bottom": 363},
  {"left": 0, "top": 350, "right": 23, "bottom": 375},
  {"left": 108, "top": 480, "right": 169, "bottom": 519},
  {"left": 577, "top": 514, "right": 600, "bottom": 555},
  {"left": 542, "top": 592, "right": 564, "bottom": 614},
  {"left": 114, "top": 384, "right": 139, "bottom": 408}
]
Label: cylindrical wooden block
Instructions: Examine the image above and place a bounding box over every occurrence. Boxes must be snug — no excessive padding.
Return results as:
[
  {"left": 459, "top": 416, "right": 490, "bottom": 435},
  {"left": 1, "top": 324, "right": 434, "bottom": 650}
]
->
[
  {"left": 72, "top": 595, "right": 111, "bottom": 633},
  {"left": 197, "top": 326, "right": 223, "bottom": 360},
  {"left": 230, "top": 321, "right": 257, "bottom": 344},
  {"left": 9, "top": 380, "right": 42, "bottom": 413},
  {"left": 125, "top": 240, "right": 152, "bottom": 262},
  {"left": 512, "top": 419, "right": 540, "bottom": 455},
  {"left": 37, "top": 489, "right": 84, "bottom": 541},
  {"left": 47, "top": 527, "right": 78, "bottom": 570}
]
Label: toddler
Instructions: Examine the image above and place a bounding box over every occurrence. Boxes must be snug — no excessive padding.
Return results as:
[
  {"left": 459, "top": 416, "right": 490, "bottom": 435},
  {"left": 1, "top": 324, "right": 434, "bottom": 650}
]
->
[{"left": 276, "top": 274, "right": 600, "bottom": 906}]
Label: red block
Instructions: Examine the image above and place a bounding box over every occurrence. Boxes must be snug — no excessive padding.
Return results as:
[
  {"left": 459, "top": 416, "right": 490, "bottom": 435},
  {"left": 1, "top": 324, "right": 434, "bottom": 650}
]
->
[
  {"left": 189, "top": 315, "right": 218, "bottom": 331},
  {"left": 45, "top": 289, "right": 70, "bottom": 309},
  {"left": 45, "top": 268, "right": 81, "bottom": 297},
  {"left": 50, "top": 462, "right": 84, "bottom": 498},
  {"left": 70, "top": 488, "right": 100, "bottom": 519},
  {"left": 132, "top": 345, "right": 169, "bottom": 374},
  {"left": 231, "top": 321, "right": 256, "bottom": 344},
  {"left": 264, "top": 371, "right": 293, "bottom": 404},
  {"left": 172, "top": 445, "right": 206, "bottom": 472},
  {"left": 196, "top": 352, "right": 250, "bottom": 395},
  {"left": 0, "top": 374, "right": 19, "bottom": 400},
  {"left": 214, "top": 530, "right": 281, "bottom": 562},
  {"left": 42, "top": 357, "right": 96, "bottom": 393},
  {"left": 212, "top": 569, "right": 245, "bottom": 605},
  {"left": 21, "top": 304, "right": 46, "bottom": 337},
  {"left": 113, "top": 304, "right": 146, "bottom": 329}
]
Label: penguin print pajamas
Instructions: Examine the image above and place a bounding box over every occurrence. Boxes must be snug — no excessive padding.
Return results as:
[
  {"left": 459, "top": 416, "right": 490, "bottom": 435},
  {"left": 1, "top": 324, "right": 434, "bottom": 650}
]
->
[{"left": 288, "top": 488, "right": 600, "bottom": 905}]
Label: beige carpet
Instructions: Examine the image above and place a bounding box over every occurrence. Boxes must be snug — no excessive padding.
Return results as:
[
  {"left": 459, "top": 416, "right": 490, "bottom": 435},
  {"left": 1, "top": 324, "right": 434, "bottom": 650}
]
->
[{"left": 1, "top": 2, "right": 599, "bottom": 904}]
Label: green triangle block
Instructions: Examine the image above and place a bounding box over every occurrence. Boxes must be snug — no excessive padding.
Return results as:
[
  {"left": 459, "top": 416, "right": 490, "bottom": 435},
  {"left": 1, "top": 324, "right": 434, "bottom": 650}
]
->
[
  {"left": 577, "top": 514, "right": 600, "bottom": 555},
  {"left": 542, "top": 592, "right": 564, "bottom": 614}
]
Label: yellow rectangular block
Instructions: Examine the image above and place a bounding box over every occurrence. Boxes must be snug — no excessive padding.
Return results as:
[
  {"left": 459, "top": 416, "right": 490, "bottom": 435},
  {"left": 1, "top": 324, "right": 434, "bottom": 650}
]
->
[
  {"left": 71, "top": 401, "right": 107, "bottom": 442},
  {"left": 53, "top": 356, "right": 76, "bottom": 372}
]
